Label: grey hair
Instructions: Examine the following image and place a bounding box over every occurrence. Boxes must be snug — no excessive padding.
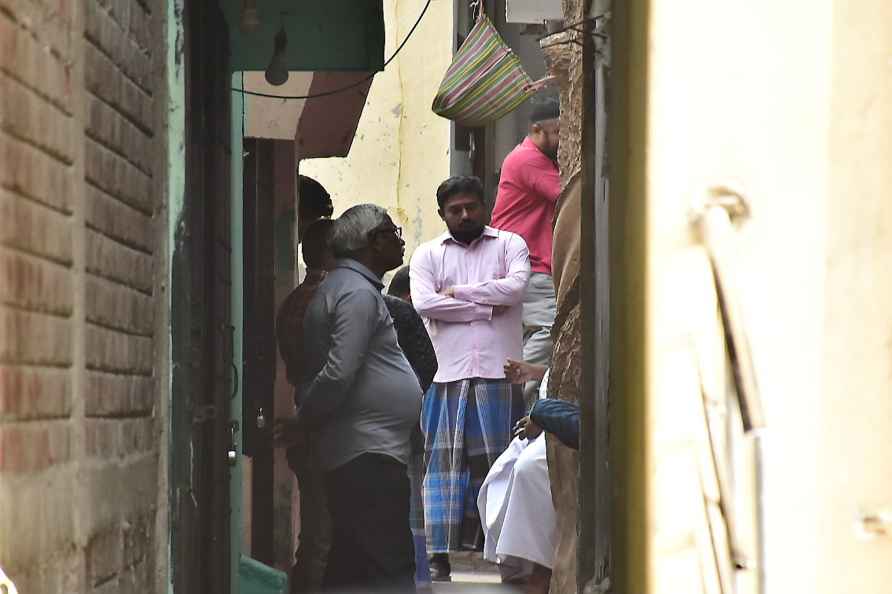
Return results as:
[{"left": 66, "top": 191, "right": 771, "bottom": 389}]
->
[{"left": 329, "top": 203, "right": 389, "bottom": 257}]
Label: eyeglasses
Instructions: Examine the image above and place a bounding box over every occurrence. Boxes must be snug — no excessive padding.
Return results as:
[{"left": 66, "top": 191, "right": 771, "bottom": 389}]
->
[{"left": 371, "top": 225, "right": 403, "bottom": 239}]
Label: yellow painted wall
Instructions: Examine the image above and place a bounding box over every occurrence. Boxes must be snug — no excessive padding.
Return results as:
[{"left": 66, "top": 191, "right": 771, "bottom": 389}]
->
[{"left": 300, "top": 0, "right": 453, "bottom": 256}]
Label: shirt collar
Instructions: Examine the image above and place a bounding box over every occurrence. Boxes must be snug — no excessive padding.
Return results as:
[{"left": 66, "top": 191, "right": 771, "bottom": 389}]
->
[
  {"left": 336, "top": 258, "right": 384, "bottom": 290},
  {"left": 521, "top": 136, "right": 555, "bottom": 162},
  {"left": 439, "top": 226, "right": 499, "bottom": 246},
  {"left": 521, "top": 136, "right": 539, "bottom": 151}
]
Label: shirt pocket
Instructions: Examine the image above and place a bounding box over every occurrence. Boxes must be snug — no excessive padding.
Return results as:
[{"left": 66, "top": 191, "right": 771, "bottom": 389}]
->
[
  {"left": 487, "top": 240, "right": 508, "bottom": 280},
  {"left": 435, "top": 249, "right": 457, "bottom": 289}
]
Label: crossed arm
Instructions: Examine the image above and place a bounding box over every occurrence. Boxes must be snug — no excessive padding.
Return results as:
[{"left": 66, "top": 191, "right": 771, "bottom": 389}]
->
[{"left": 410, "top": 236, "right": 531, "bottom": 322}]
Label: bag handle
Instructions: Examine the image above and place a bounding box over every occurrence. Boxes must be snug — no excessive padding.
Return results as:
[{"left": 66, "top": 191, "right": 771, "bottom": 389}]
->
[
  {"left": 524, "top": 75, "right": 559, "bottom": 93},
  {"left": 470, "top": 0, "right": 485, "bottom": 21}
]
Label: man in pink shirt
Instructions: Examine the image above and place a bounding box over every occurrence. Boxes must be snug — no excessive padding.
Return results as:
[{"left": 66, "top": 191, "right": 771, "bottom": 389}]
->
[
  {"left": 410, "top": 176, "right": 530, "bottom": 581},
  {"left": 490, "top": 97, "right": 561, "bottom": 403}
]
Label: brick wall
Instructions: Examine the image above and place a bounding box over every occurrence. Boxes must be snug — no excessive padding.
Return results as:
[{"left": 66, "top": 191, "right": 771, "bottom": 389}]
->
[{"left": 0, "top": 1, "right": 167, "bottom": 592}]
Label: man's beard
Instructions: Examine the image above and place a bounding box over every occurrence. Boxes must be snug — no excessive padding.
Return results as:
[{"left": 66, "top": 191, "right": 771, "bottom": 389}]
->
[{"left": 451, "top": 224, "right": 484, "bottom": 244}]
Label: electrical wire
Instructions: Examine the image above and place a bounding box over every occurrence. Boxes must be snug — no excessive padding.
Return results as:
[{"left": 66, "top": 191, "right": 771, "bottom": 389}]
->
[{"left": 231, "top": 0, "right": 432, "bottom": 100}]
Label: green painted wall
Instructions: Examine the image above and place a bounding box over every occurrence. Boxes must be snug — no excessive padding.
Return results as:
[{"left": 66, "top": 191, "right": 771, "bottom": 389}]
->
[{"left": 165, "top": 1, "right": 185, "bottom": 593}]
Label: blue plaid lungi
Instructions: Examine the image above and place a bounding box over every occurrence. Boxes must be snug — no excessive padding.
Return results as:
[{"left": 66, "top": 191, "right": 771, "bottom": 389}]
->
[{"left": 422, "top": 378, "right": 525, "bottom": 553}]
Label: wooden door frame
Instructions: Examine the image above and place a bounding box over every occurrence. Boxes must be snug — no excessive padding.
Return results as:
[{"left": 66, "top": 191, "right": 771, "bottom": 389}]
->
[
  {"left": 170, "top": 2, "right": 233, "bottom": 592},
  {"left": 242, "top": 138, "right": 277, "bottom": 565}
]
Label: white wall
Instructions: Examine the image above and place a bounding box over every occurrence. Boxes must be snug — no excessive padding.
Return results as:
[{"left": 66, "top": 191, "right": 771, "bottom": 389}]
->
[
  {"left": 634, "top": 0, "right": 892, "bottom": 592},
  {"left": 642, "top": 1, "right": 833, "bottom": 592}
]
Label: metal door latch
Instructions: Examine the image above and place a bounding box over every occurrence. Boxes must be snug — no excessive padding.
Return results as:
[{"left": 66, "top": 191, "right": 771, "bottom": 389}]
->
[
  {"left": 226, "top": 421, "right": 239, "bottom": 465},
  {"left": 256, "top": 407, "right": 266, "bottom": 429}
]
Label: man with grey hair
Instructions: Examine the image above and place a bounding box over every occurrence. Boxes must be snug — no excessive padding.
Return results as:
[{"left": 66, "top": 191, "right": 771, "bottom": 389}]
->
[{"left": 295, "top": 204, "right": 421, "bottom": 593}]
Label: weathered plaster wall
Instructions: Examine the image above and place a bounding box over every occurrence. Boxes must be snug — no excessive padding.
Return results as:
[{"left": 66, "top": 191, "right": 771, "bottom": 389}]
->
[
  {"left": 817, "top": 1, "right": 892, "bottom": 591},
  {"left": 640, "top": 1, "right": 834, "bottom": 592},
  {"left": 612, "top": 0, "right": 892, "bottom": 592},
  {"left": 299, "top": 0, "right": 453, "bottom": 255}
]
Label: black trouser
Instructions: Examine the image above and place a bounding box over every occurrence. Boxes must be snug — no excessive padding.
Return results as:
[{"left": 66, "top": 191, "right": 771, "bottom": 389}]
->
[
  {"left": 323, "top": 453, "right": 416, "bottom": 594},
  {"left": 286, "top": 443, "right": 331, "bottom": 593}
]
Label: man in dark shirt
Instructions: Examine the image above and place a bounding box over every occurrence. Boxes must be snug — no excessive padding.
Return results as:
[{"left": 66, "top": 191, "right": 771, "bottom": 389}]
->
[
  {"left": 386, "top": 266, "right": 438, "bottom": 390},
  {"left": 277, "top": 220, "right": 336, "bottom": 388},
  {"left": 387, "top": 266, "right": 437, "bottom": 589},
  {"left": 274, "top": 219, "right": 335, "bottom": 593},
  {"left": 297, "top": 174, "right": 334, "bottom": 242},
  {"left": 298, "top": 204, "right": 421, "bottom": 593}
]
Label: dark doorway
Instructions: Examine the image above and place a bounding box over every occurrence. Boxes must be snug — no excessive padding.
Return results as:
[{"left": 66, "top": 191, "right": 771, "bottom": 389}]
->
[{"left": 242, "top": 138, "right": 277, "bottom": 565}]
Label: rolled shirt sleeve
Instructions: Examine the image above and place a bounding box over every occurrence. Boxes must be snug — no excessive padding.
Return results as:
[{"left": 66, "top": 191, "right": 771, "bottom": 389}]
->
[{"left": 530, "top": 399, "right": 580, "bottom": 450}]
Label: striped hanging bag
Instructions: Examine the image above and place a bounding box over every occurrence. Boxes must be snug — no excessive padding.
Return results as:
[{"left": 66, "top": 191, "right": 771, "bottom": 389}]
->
[{"left": 431, "top": 5, "right": 553, "bottom": 127}]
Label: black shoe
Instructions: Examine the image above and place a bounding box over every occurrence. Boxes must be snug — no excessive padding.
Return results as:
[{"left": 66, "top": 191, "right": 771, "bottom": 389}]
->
[{"left": 429, "top": 554, "right": 452, "bottom": 582}]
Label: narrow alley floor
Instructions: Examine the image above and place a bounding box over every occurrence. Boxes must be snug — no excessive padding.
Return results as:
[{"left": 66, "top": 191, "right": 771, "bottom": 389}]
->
[
  {"left": 433, "top": 581, "right": 519, "bottom": 593},
  {"left": 430, "top": 553, "right": 521, "bottom": 594}
]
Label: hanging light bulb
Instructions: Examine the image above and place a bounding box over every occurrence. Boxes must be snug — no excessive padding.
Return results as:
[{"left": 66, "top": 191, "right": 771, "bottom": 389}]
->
[
  {"left": 265, "top": 26, "right": 289, "bottom": 86},
  {"left": 240, "top": 0, "right": 260, "bottom": 33}
]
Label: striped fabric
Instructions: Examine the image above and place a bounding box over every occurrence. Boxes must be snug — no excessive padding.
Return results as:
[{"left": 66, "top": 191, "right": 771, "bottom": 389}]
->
[
  {"left": 422, "top": 378, "right": 525, "bottom": 553},
  {"left": 432, "top": 15, "right": 545, "bottom": 127}
]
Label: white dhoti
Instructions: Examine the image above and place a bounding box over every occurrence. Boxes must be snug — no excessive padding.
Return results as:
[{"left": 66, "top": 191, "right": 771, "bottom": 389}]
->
[{"left": 478, "top": 433, "right": 556, "bottom": 572}]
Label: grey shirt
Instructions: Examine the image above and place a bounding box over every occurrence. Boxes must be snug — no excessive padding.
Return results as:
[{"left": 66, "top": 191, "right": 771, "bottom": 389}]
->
[{"left": 298, "top": 259, "right": 423, "bottom": 471}]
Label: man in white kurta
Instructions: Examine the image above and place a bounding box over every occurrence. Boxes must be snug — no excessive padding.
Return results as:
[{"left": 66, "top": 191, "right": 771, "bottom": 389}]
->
[{"left": 478, "top": 370, "right": 556, "bottom": 583}]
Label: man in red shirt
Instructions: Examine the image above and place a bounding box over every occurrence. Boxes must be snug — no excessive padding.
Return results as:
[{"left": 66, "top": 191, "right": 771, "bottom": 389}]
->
[{"left": 490, "top": 96, "right": 561, "bottom": 404}]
